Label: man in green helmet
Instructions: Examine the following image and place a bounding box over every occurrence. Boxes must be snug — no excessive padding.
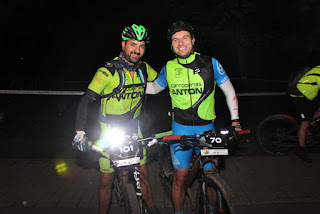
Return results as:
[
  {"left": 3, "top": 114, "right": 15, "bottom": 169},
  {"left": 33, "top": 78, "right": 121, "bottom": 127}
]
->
[{"left": 73, "top": 24, "right": 161, "bottom": 214}]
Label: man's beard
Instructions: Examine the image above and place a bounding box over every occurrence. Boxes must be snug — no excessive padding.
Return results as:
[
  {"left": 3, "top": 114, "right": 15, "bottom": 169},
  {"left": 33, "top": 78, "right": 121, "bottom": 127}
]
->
[
  {"left": 171, "top": 44, "right": 193, "bottom": 59},
  {"left": 177, "top": 52, "right": 191, "bottom": 59},
  {"left": 122, "top": 51, "right": 141, "bottom": 64}
]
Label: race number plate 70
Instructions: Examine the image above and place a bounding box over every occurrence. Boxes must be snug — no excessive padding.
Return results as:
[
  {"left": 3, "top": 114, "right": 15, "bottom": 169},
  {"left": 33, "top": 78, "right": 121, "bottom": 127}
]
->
[{"left": 200, "top": 149, "right": 229, "bottom": 156}]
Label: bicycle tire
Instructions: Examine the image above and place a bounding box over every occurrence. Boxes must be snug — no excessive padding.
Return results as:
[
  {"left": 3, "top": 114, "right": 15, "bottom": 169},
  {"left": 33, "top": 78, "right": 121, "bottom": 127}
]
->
[
  {"left": 205, "top": 174, "right": 238, "bottom": 214},
  {"left": 256, "top": 114, "right": 298, "bottom": 155},
  {"left": 114, "top": 176, "right": 123, "bottom": 207},
  {"left": 159, "top": 156, "right": 173, "bottom": 201},
  {"left": 195, "top": 183, "right": 207, "bottom": 214},
  {"left": 124, "top": 183, "right": 140, "bottom": 214}
]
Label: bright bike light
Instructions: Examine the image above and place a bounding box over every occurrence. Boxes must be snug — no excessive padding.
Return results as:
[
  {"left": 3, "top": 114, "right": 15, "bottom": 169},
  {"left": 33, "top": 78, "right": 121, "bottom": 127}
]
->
[
  {"left": 98, "top": 128, "right": 125, "bottom": 149},
  {"left": 220, "top": 130, "right": 229, "bottom": 135}
]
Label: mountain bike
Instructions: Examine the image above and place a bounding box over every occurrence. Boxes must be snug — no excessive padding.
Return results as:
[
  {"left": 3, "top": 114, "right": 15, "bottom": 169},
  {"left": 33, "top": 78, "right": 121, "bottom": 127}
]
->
[
  {"left": 256, "top": 114, "right": 320, "bottom": 155},
  {"left": 74, "top": 119, "right": 172, "bottom": 214},
  {"left": 158, "top": 127, "right": 250, "bottom": 214}
]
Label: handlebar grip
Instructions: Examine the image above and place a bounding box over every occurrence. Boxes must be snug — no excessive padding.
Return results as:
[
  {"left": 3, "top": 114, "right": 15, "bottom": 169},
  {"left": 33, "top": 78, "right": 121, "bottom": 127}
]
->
[
  {"left": 237, "top": 129, "right": 251, "bottom": 135},
  {"left": 154, "top": 131, "right": 174, "bottom": 139},
  {"left": 163, "top": 135, "right": 181, "bottom": 141}
]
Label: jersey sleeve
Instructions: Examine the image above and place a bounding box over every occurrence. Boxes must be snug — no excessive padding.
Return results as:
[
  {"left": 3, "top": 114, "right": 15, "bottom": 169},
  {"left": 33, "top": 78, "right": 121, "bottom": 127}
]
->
[
  {"left": 212, "top": 58, "right": 229, "bottom": 85},
  {"left": 155, "top": 65, "right": 168, "bottom": 88},
  {"left": 87, "top": 67, "right": 114, "bottom": 95},
  {"left": 144, "top": 62, "right": 158, "bottom": 82}
]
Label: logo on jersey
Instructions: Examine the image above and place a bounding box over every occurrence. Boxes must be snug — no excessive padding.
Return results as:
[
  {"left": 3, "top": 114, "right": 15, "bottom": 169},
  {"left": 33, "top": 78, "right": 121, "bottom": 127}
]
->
[
  {"left": 174, "top": 68, "right": 183, "bottom": 78},
  {"left": 112, "top": 91, "right": 144, "bottom": 101},
  {"left": 94, "top": 73, "right": 106, "bottom": 84},
  {"left": 172, "top": 88, "right": 203, "bottom": 95},
  {"left": 194, "top": 68, "right": 201, "bottom": 74},
  {"left": 108, "top": 86, "right": 144, "bottom": 101},
  {"left": 171, "top": 82, "right": 203, "bottom": 95},
  {"left": 217, "top": 62, "right": 225, "bottom": 75},
  {"left": 220, "top": 76, "right": 229, "bottom": 84}
]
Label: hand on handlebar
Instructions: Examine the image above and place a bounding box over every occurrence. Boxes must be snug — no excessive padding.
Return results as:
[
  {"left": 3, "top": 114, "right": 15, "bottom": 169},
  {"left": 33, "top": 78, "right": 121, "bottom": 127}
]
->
[
  {"left": 231, "top": 119, "right": 241, "bottom": 131},
  {"left": 233, "top": 124, "right": 242, "bottom": 131},
  {"left": 72, "top": 131, "right": 88, "bottom": 152}
]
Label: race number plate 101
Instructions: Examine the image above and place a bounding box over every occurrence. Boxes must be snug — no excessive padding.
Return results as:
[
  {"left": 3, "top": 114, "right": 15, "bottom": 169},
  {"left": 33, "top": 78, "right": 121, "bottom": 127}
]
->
[{"left": 200, "top": 149, "right": 228, "bottom": 156}]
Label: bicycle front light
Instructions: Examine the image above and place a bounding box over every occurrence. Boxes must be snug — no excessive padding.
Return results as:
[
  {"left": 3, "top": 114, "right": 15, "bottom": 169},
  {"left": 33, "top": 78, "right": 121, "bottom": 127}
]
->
[
  {"left": 98, "top": 128, "right": 125, "bottom": 149},
  {"left": 220, "top": 129, "right": 229, "bottom": 135}
]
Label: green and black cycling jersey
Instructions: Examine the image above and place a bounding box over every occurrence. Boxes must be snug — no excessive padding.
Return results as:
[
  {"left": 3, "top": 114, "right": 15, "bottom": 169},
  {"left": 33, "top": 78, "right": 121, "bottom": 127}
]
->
[
  {"left": 156, "top": 52, "right": 230, "bottom": 125},
  {"left": 75, "top": 56, "right": 157, "bottom": 130},
  {"left": 291, "top": 65, "right": 320, "bottom": 100}
]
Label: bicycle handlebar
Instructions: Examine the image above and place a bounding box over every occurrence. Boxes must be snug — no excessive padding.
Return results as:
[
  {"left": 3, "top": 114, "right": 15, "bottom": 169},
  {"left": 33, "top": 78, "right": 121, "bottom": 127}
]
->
[
  {"left": 78, "top": 129, "right": 250, "bottom": 152},
  {"left": 162, "top": 129, "right": 251, "bottom": 141},
  {"left": 237, "top": 129, "right": 251, "bottom": 135},
  {"left": 89, "top": 130, "right": 174, "bottom": 152}
]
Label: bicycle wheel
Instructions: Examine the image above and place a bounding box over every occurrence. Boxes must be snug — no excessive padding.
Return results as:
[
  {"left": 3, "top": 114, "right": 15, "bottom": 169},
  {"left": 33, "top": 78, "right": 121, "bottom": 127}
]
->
[
  {"left": 256, "top": 114, "right": 298, "bottom": 155},
  {"left": 205, "top": 174, "right": 238, "bottom": 214},
  {"left": 195, "top": 182, "right": 207, "bottom": 214},
  {"left": 124, "top": 183, "right": 140, "bottom": 214},
  {"left": 159, "top": 156, "right": 173, "bottom": 201},
  {"left": 114, "top": 176, "right": 124, "bottom": 206}
]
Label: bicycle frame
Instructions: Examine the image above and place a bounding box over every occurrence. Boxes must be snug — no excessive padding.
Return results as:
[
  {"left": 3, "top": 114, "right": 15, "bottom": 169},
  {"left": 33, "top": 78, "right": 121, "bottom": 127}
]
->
[
  {"left": 89, "top": 125, "right": 173, "bottom": 214},
  {"left": 184, "top": 149, "right": 217, "bottom": 193},
  {"left": 105, "top": 137, "right": 150, "bottom": 213},
  {"left": 274, "top": 116, "right": 320, "bottom": 148},
  {"left": 160, "top": 128, "right": 250, "bottom": 213},
  {"left": 89, "top": 127, "right": 147, "bottom": 213},
  {"left": 256, "top": 114, "right": 320, "bottom": 156},
  {"left": 113, "top": 164, "right": 144, "bottom": 212}
]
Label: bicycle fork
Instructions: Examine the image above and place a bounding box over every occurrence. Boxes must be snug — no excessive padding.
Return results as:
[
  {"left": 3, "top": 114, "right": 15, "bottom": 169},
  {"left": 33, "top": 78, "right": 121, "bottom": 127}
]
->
[{"left": 133, "top": 166, "right": 145, "bottom": 213}]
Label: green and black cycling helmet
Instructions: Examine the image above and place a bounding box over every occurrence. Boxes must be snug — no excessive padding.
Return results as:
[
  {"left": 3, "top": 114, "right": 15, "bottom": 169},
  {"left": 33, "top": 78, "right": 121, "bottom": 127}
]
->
[
  {"left": 167, "top": 21, "right": 194, "bottom": 41},
  {"left": 121, "top": 24, "right": 150, "bottom": 44}
]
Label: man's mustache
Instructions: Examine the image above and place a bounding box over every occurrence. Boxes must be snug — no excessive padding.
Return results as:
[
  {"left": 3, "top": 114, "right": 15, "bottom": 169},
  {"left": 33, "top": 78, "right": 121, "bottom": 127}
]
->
[{"left": 131, "top": 52, "right": 140, "bottom": 56}]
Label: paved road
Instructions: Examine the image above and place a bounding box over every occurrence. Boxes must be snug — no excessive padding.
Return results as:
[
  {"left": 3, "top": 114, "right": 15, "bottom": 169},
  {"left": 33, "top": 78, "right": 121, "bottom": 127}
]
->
[
  {"left": 2, "top": 152, "right": 320, "bottom": 214},
  {"left": 1, "top": 94, "right": 320, "bottom": 213}
]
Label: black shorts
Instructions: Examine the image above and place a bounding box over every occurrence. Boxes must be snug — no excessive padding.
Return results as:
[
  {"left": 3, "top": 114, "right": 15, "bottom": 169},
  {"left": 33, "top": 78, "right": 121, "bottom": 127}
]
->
[{"left": 289, "top": 96, "right": 320, "bottom": 122}]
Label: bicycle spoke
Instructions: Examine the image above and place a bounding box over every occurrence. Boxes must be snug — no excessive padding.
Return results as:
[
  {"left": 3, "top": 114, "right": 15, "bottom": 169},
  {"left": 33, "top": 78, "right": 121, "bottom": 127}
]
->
[{"left": 257, "top": 115, "right": 298, "bottom": 155}]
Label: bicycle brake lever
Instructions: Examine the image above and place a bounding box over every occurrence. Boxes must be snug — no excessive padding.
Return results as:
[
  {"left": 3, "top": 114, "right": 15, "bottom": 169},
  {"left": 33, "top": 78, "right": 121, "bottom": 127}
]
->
[
  {"left": 147, "top": 138, "right": 158, "bottom": 147},
  {"left": 200, "top": 142, "right": 213, "bottom": 147},
  {"left": 199, "top": 137, "right": 213, "bottom": 148},
  {"left": 173, "top": 145, "right": 192, "bottom": 154}
]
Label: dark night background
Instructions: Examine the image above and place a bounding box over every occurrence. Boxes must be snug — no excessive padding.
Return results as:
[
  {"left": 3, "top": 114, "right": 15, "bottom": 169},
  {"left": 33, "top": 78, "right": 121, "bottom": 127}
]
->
[
  {"left": 1, "top": 0, "right": 320, "bottom": 155},
  {"left": 2, "top": 0, "right": 320, "bottom": 89},
  {"left": 1, "top": 2, "right": 320, "bottom": 213}
]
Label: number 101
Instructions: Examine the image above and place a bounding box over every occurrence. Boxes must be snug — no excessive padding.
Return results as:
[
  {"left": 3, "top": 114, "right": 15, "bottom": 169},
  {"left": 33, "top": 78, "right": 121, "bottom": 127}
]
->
[{"left": 119, "top": 145, "right": 134, "bottom": 153}]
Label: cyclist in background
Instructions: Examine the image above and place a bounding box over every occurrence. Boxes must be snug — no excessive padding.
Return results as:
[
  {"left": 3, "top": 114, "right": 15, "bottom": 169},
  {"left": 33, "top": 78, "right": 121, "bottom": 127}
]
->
[
  {"left": 146, "top": 21, "right": 241, "bottom": 214},
  {"left": 289, "top": 65, "right": 320, "bottom": 163},
  {"left": 73, "top": 24, "right": 161, "bottom": 214}
]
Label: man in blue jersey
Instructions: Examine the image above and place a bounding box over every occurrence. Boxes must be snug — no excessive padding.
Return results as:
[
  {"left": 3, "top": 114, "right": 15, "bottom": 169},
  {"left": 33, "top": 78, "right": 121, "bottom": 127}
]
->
[{"left": 146, "top": 21, "right": 241, "bottom": 214}]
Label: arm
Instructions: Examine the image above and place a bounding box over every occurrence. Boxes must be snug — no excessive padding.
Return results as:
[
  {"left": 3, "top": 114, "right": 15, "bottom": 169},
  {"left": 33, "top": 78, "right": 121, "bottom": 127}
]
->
[
  {"left": 75, "top": 89, "right": 98, "bottom": 131},
  {"left": 73, "top": 89, "right": 99, "bottom": 146},
  {"left": 146, "top": 64, "right": 168, "bottom": 94},
  {"left": 218, "top": 79, "right": 240, "bottom": 126},
  {"left": 146, "top": 81, "right": 166, "bottom": 94},
  {"left": 212, "top": 58, "right": 240, "bottom": 126},
  {"left": 75, "top": 67, "right": 111, "bottom": 131}
]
